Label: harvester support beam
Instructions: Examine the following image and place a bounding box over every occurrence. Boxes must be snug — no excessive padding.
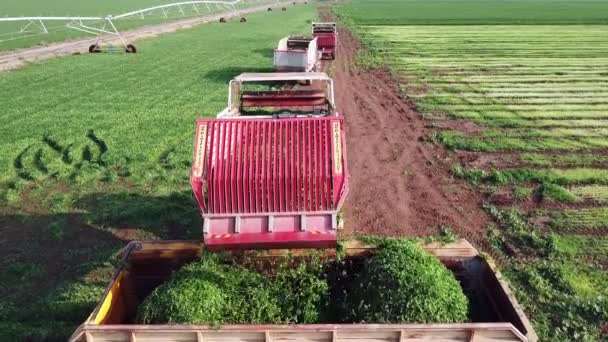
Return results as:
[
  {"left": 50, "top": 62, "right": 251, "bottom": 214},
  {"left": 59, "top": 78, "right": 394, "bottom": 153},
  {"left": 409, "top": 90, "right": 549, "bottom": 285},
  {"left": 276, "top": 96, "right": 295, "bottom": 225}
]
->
[{"left": 37, "top": 19, "right": 48, "bottom": 34}]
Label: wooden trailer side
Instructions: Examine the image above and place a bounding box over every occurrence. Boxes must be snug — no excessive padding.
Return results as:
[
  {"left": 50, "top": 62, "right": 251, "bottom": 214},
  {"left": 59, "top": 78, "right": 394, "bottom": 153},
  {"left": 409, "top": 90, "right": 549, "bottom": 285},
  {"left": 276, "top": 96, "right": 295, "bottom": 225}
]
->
[{"left": 70, "top": 240, "right": 537, "bottom": 342}]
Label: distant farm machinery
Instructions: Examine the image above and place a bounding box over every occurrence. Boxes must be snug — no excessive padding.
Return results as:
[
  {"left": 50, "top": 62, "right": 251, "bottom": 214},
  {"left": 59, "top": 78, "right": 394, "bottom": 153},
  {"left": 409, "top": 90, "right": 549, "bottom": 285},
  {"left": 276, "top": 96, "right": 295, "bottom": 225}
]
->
[
  {"left": 273, "top": 36, "right": 320, "bottom": 72},
  {"left": 272, "top": 22, "right": 337, "bottom": 72},
  {"left": 312, "top": 22, "right": 337, "bottom": 60}
]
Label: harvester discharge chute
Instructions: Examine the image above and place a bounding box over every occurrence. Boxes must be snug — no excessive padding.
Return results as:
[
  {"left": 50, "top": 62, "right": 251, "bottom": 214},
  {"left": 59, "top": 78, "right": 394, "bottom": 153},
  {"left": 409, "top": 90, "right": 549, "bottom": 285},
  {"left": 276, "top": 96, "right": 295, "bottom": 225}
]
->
[
  {"left": 273, "top": 36, "right": 320, "bottom": 72},
  {"left": 312, "top": 22, "right": 337, "bottom": 60},
  {"left": 191, "top": 73, "right": 348, "bottom": 250}
]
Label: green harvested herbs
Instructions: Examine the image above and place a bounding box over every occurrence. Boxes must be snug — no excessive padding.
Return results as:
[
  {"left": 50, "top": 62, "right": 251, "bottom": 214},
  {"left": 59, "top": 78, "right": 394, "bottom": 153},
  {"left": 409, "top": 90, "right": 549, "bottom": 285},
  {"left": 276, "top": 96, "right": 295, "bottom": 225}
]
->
[
  {"left": 345, "top": 240, "right": 469, "bottom": 323},
  {"left": 137, "top": 239, "right": 469, "bottom": 325},
  {"left": 137, "top": 255, "right": 282, "bottom": 324}
]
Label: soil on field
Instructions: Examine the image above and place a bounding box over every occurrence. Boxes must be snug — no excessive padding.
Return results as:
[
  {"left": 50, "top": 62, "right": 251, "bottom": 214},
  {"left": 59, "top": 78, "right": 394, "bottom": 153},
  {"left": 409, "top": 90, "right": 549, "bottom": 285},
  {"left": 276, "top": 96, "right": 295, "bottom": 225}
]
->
[{"left": 324, "top": 10, "right": 489, "bottom": 244}]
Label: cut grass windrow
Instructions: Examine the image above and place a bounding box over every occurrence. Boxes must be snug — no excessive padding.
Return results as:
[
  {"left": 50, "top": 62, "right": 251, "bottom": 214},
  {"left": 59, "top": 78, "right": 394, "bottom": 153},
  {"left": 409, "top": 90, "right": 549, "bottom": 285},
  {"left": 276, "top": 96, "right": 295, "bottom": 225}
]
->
[
  {"left": 520, "top": 154, "right": 608, "bottom": 168},
  {"left": 570, "top": 186, "right": 608, "bottom": 203},
  {"left": 439, "top": 132, "right": 608, "bottom": 152},
  {"left": 470, "top": 119, "right": 608, "bottom": 129},
  {"left": 454, "top": 167, "right": 608, "bottom": 186},
  {"left": 552, "top": 235, "right": 608, "bottom": 258},
  {"left": 546, "top": 208, "right": 608, "bottom": 232}
]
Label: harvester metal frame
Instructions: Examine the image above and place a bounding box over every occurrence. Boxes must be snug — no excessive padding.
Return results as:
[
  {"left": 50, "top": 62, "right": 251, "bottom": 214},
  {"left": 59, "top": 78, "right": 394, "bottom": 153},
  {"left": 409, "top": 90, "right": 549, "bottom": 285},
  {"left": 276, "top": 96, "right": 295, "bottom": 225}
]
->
[
  {"left": 273, "top": 35, "right": 321, "bottom": 72},
  {"left": 221, "top": 72, "right": 336, "bottom": 118}
]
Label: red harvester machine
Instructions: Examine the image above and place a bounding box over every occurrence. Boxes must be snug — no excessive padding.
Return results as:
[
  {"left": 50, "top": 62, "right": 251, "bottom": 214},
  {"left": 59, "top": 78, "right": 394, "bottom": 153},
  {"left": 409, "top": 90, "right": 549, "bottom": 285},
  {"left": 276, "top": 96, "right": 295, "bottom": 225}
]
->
[
  {"left": 69, "top": 74, "right": 538, "bottom": 342},
  {"left": 190, "top": 72, "right": 348, "bottom": 251},
  {"left": 312, "top": 22, "right": 337, "bottom": 60}
]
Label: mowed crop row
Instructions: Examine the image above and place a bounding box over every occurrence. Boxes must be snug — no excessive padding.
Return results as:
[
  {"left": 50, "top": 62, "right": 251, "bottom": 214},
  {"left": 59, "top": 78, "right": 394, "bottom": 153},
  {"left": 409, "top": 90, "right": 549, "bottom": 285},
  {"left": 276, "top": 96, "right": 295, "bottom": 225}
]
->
[
  {"left": 345, "top": 17, "right": 608, "bottom": 341},
  {"left": 363, "top": 26, "right": 608, "bottom": 153},
  {"left": 361, "top": 24, "right": 608, "bottom": 233}
]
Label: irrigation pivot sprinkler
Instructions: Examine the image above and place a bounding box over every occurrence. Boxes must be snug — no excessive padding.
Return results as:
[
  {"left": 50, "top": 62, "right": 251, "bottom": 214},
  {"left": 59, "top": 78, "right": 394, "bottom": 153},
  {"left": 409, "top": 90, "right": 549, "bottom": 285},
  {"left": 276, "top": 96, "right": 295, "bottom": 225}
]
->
[{"left": 0, "top": 0, "right": 277, "bottom": 52}]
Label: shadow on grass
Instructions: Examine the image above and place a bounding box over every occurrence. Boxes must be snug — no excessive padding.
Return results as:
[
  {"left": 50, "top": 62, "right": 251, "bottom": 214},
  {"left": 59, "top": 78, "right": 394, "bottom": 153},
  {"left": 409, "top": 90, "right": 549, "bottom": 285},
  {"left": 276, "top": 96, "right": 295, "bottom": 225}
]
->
[
  {"left": 0, "top": 190, "right": 201, "bottom": 341},
  {"left": 203, "top": 66, "right": 274, "bottom": 83},
  {"left": 0, "top": 213, "right": 122, "bottom": 341},
  {"left": 75, "top": 191, "right": 200, "bottom": 240},
  {"left": 252, "top": 47, "right": 274, "bottom": 59}
]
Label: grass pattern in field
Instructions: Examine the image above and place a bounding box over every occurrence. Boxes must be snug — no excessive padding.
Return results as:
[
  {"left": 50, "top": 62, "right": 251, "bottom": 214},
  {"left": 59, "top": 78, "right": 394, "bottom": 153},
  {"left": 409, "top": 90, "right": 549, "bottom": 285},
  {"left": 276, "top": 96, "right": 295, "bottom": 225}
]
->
[
  {"left": 337, "top": 7, "right": 608, "bottom": 339},
  {"left": 0, "top": 6, "right": 317, "bottom": 340},
  {"left": 335, "top": 0, "right": 608, "bottom": 25},
  {"left": 547, "top": 208, "right": 608, "bottom": 232}
]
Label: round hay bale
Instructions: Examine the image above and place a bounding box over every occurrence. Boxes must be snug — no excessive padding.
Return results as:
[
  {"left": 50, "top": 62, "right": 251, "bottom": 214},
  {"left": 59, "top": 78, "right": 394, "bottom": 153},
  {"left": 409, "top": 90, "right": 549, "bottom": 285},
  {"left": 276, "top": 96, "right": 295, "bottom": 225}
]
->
[{"left": 125, "top": 44, "right": 137, "bottom": 53}]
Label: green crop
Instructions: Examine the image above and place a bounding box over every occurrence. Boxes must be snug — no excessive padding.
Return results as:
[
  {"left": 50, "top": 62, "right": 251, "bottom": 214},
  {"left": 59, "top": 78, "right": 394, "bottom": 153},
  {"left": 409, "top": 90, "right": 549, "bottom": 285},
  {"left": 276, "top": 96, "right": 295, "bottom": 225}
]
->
[
  {"left": 335, "top": 0, "right": 608, "bottom": 26},
  {"left": 138, "top": 254, "right": 282, "bottom": 324},
  {"left": 138, "top": 240, "right": 469, "bottom": 325},
  {"left": 336, "top": 239, "right": 469, "bottom": 323},
  {"left": 506, "top": 261, "right": 608, "bottom": 342},
  {"left": 272, "top": 262, "right": 329, "bottom": 323}
]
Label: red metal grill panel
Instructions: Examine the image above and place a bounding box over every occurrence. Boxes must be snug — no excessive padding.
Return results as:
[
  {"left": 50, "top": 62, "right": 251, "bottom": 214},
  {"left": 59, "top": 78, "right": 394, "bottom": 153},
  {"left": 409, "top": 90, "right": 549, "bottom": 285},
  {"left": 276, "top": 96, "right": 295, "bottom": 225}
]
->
[{"left": 191, "top": 117, "right": 346, "bottom": 215}]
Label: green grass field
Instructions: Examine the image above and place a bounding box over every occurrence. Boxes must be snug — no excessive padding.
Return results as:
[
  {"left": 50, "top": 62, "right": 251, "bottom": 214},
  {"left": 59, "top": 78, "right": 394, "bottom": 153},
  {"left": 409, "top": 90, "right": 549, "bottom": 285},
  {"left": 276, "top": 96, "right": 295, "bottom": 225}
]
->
[
  {"left": 0, "top": 5, "right": 316, "bottom": 340},
  {"left": 336, "top": 0, "right": 608, "bottom": 25},
  {"left": 0, "top": 0, "right": 274, "bottom": 50},
  {"left": 3, "top": 0, "right": 174, "bottom": 16},
  {"left": 336, "top": 1, "right": 608, "bottom": 341}
]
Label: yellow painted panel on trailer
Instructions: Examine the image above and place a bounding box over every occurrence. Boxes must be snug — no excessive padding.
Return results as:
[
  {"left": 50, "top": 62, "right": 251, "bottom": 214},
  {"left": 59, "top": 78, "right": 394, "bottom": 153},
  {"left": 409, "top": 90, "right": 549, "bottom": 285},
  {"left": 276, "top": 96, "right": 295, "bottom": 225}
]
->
[{"left": 93, "top": 271, "right": 124, "bottom": 325}]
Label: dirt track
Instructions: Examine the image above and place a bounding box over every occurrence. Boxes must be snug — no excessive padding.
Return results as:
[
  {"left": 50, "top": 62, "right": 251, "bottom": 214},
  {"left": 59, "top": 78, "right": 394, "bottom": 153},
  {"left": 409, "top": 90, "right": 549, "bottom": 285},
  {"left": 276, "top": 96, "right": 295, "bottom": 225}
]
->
[
  {"left": 0, "top": 2, "right": 293, "bottom": 72},
  {"left": 329, "top": 22, "right": 489, "bottom": 244}
]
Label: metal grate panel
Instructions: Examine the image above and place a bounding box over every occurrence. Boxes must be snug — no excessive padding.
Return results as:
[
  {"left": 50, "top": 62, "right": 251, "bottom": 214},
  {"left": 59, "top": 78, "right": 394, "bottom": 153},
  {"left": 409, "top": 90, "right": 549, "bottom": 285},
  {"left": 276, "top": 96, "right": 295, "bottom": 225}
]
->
[{"left": 191, "top": 117, "right": 346, "bottom": 215}]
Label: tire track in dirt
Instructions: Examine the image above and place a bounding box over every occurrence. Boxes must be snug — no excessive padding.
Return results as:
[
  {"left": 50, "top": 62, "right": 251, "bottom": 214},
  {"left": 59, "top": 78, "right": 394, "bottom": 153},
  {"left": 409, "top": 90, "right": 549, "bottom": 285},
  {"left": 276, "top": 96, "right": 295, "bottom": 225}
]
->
[{"left": 328, "top": 20, "right": 489, "bottom": 244}]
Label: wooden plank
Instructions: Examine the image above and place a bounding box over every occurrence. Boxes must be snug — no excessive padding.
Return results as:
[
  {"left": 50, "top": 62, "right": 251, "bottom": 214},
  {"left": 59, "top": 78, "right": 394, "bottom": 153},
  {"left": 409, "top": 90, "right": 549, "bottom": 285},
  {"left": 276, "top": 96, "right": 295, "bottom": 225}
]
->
[
  {"left": 133, "top": 332, "right": 198, "bottom": 341},
  {"left": 86, "top": 331, "right": 129, "bottom": 342},
  {"left": 203, "top": 331, "right": 265, "bottom": 342},
  {"left": 400, "top": 330, "right": 466, "bottom": 341},
  {"left": 77, "top": 327, "right": 525, "bottom": 342},
  {"left": 472, "top": 330, "right": 519, "bottom": 342},
  {"left": 272, "top": 332, "right": 332, "bottom": 342},
  {"left": 335, "top": 330, "right": 400, "bottom": 342}
]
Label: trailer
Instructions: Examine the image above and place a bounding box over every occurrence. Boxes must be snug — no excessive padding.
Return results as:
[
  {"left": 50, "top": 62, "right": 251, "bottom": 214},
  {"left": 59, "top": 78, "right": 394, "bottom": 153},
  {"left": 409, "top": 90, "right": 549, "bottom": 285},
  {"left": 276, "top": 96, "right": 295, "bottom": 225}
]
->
[
  {"left": 69, "top": 239, "right": 538, "bottom": 342},
  {"left": 273, "top": 36, "right": 320, "bottom": 72},
  {"left": 191, "top": 73, "right": 348, "bottom": 251},
  {"left": 312, "top": 22, "right": 337, "bottom": 60}
]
